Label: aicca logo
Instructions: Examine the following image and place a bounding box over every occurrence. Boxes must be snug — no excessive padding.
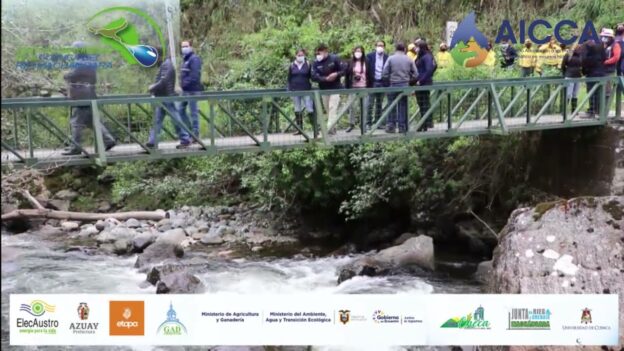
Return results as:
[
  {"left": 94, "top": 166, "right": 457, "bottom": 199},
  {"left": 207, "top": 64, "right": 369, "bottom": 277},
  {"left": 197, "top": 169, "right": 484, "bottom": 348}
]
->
[
  {"left": 450, "top": 12, "right": 490, "bottom": 68},
  {"left": 440, "top": 305, "right": 491, "bottom": 329},
  {"left": 372, "top": 310, "right": 400, "bottom": 324},
  {"left": 86, "top": 6, "right": 166, "bottom": 67},
  {"left": 109, "top": 301, "right": 144, "bottom": 336},
  {"left": 508, "top": 308, "right": 551, "bottom": 330},
  {"left": 16, "top": 300, "right": 59, "bottom": 335},
  {"left": 69, "top": 302, "right": 99, "bottom": 335},
  {"left": 157, "top": 302, "right": 187, "bottom": 336}
]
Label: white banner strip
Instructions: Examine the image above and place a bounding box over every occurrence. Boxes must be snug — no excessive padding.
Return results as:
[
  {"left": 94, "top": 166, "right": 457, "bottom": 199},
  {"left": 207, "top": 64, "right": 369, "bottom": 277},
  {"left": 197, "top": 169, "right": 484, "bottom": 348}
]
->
[{"left": 10, "top": 294, "right": 619, "bottom": 346}]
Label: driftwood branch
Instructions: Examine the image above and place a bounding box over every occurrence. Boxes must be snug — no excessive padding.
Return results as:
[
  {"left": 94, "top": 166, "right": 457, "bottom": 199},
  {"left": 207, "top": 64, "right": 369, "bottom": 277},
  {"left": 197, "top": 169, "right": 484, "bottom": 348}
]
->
[
  {"left": 21, "top": 190, "right": 44, "bottom": 210},
  {"left": 1, "top": 209, "right": 166, "bottom": 222}
]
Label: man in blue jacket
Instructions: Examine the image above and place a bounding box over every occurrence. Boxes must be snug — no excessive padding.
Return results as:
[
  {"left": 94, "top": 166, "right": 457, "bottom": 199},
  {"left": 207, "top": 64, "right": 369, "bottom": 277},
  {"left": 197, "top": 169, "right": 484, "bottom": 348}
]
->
[
  {"left": 311, "top": 43, "right": 345, "bottom": 135},
  {"left": 178, "top": 40, "right": 203, "bottom": 139},
  {"left": 147, "top": 48, "right": 191, "bottom": 149},
  {"left": 366, "top": 40, "right": 389, "bottom": 130}
]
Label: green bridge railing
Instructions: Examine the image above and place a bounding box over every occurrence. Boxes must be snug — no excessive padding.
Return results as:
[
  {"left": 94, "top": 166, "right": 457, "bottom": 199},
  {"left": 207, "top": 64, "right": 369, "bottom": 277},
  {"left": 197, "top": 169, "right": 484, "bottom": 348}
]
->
[{"left": 1, "top": 76, "right": 622, "bottom": 168}]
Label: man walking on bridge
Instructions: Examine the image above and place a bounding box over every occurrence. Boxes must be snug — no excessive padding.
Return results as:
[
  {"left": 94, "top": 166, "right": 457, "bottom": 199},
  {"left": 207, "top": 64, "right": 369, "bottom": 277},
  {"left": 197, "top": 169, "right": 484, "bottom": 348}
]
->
[
  {"left": 62, "top": 41, "right": 116, "bottom": 156},
  {"left": 312, "top": 43, "right": 345, "bottom": 135},
  {"left": 147, "top": 48, "right": 191, "bottom": 149},
  {"left": 178, "top": 40, "right": 203, "bottom": 139}
]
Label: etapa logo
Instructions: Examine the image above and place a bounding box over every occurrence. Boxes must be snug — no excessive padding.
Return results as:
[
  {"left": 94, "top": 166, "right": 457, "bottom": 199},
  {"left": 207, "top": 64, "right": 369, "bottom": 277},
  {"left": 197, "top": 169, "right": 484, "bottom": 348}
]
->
[
  {"left": 157, "top": 302, "right": 187, "bottom": 336},
  {"left": 109, "top": 301, "right": 144, "bottom": 336},
  {"left": 70, "top": 302, "right": 99, "bottom": 335},
  {"left": 16, "top": 300, "right": 58, "bottom": 335},
  {"left": 86, "top": 6, "right": 166, "bottom": 67}
]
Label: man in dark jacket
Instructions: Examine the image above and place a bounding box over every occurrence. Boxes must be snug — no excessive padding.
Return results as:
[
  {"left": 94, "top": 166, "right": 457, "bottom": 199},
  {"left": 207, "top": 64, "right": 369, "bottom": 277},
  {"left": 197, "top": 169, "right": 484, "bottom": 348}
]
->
[
  {"left": 366, "top": 40, "right": 389, "bottom": 130},
  {"left": 147, "top": 48, "right": 191, "bottom": 148},
  {"left": 62, "top": 41, "right": 116, "bottom": 156},
  {"left": 177, "top": 40, "right": 203, "bottom": 138},
  {"left": 581, "top": 40, "right": 606, "bottom": 118},
  {"left": 311, "top": 43, "right": 345, "bottom": 134},
  {"left": 500, "top": 39, "right": 518, "bottom": 68}
]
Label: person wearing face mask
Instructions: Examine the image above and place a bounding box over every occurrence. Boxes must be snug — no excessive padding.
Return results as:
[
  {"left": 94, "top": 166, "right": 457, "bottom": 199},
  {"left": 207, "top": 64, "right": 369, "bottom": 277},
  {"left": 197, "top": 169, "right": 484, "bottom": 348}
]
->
[
  {"left": 600, "top": 28, "right": 621, "bottom": 105},
  {"left": 561, "top": 44, "right": 583, "bottom": 113},
  {"left": 581, "top": 40, "right": 606, "bottom": 118},
  {"left": 365, "top": 40, "right": 389, "bottom": 130},
  {"left": 382, "top": 42, "right": 418, "bottom": 134},
  {"left": 178, "top": 40, "right": 203, "bottom": 140},
  {"left": 287, "top": 49, "right": 315, "bottom": 136},
  {"left": 616, "top": 24, "right": 624, "bottom": 77},
  {"left": 414, "top": 40, "right": 436, "bottom": 131},
  {"left": 311, "top": 43, "right": 346, "bottom": 135},
  {"left": 518, "top": 40, "right": 536, "bottom": 77},
  {"left": 500, "top": 39, "right": 517, "bottom": 69},
  {"left": 436, "top": 43, "right": 452, "bottom": 69},
  {"left": 536, "top": 37, "right": 562, "bottom": 76},
  {"left": 345, "top": 46, "right": 372, "bottom": 133}
]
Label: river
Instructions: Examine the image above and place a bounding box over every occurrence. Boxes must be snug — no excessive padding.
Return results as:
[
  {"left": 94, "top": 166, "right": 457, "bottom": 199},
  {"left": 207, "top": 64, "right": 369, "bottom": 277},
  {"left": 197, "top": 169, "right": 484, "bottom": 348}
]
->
[{"left": 1, "top": 230, "right": 480, "bottom": 351}]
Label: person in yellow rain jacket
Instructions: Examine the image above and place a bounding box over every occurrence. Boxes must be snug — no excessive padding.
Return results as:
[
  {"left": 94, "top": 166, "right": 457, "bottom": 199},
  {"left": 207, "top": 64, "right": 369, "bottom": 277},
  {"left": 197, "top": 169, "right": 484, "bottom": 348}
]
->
[
  {"left": 535, "top": 37, "right": 562, "bottom": 76},
  {"left": 407, "top": 43, "right": 418, "bottom": 61},
  {"left": 518, "top": 39, "right": 537, "bottom": 77},
  {"left": 484, "top": 41, "right": 497, "bottom": 67},
  {"left": 436, "top": 43, "right": 452, "bottom": 69}
]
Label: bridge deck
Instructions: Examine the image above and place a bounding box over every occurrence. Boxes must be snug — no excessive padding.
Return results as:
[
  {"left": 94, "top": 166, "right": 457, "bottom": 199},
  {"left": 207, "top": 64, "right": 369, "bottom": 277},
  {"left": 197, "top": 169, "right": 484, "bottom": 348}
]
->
[{"left": 1, "top": 113, "right": 608, "bottom": 168}]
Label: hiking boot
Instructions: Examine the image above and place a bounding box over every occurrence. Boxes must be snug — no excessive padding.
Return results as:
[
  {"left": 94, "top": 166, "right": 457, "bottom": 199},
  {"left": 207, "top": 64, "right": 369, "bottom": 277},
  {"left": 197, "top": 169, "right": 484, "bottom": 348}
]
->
[
  {"left": 105, "top": 142, "right": 116, "bottom": 151},
  {"left": 62, "top": 148, "right": 81, "bottom": 156},
  {"left": 385, "top": 128, "right": 396, "bottom": 134},
  {"left": 146, "top": 142, "right": 156, "bottom": 149},
  {"left": 345, "top": 124, "right": 355, "bottom": 133},
  {"left": 176, "top": 143, "right": 190, "bottom": 149}
]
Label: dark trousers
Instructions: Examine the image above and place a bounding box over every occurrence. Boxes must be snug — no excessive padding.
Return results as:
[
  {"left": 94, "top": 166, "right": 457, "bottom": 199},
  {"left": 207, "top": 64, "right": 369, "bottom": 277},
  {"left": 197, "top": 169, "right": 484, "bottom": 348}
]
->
[
  {"left": 586, "top": 81, "right": 600, "bottom": 114},
  {"left": 416, "top": 90, "right": 432, "bottom": 127},
  {"left": 387, "top": 82, "right": 409, "bottom": 132},
  {"left": 368, "top": 80, "right": 385, "bottom": 126},
  {"left": 70, "top": 106, "right": 115, "bottom": 148}
]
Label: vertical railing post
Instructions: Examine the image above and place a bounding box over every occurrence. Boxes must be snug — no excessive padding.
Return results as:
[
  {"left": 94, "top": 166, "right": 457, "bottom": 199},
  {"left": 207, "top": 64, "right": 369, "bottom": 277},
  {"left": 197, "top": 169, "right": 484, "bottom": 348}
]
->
[
  {"left": 209, "top": 100, "right": 216, "bottom": 148},
  {"left": 360, "top": 93, "right": 367, "bottom": 135},
  {"left": 487, "top": 89, "right": 492, "bottom": 128},
  {"left": 126, "top": 104, "right": 132, "bottom": 142},
  {"left": 616, "top": 77, "right": 623, "bottom": 119},
  {"left": 12, "top": 109, "right": 18, "bottom": 149},
  {"left": 313, "top": 90, "right": 329, "bottom": 145},
  {"left": 526, "top": 86, "right": 531, "bottom": 124},
  {"left": 27, "top": 108, "right": 34, "bottom": 158},
  {"left": 91, "top": 100, "right": 107, "bottom": 166},
  {"left": 510, "top": 86, "right": 515, "bottom": 117},
  {"left": 562, "top": 82, "right": 567, "bottom": 122},
  {"left": 599, "top": 80, "right": 607, "bottom": 122},
  {"left": 446, "top": 91, "right": 451, "bottom": 128},
  {"left": 261, "top": 97, "right": 269, "bottom": 149}
]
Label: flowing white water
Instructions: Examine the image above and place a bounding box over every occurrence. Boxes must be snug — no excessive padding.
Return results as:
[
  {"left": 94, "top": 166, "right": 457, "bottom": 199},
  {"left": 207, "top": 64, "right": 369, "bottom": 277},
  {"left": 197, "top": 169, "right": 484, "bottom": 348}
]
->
[{"left": 1, "top": 231, "right": 478, "bottom": 351}]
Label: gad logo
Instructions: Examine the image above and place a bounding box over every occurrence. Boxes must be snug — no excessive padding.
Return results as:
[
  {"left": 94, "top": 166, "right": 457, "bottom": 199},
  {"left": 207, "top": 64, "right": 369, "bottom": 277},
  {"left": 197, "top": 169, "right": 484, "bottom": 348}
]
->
[
  {"left": 157, "top": 302, "right": 187, "bottom": 336},
  {"left": 109, "top": 301, "right": 144, "bottom": 336},
  {"left": 69, "top": 302, "right": 99, "bottom": 335},
  {"left": 440, "top": 305, "right": 491, "bottom": 329},
  {"left": 16, "top": 300, "right": 59, "bottom": 335},
  {"left": 87, "top": 6, "right": 166, "bottom": 67}
]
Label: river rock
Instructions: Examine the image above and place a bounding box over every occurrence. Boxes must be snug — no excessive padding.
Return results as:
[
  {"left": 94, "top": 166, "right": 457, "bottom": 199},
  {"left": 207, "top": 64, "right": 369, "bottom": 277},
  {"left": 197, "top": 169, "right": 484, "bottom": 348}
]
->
[
  {"left": 375, "top": 235, "right": 435, "bottom": 271},
  {"left": 95, "top": 220, "right": 106, "bottom": 231},
  {"left": 78, "top": 224, "right": 99, "bottom": 237},
  {"left": 489, "top": 196, "right": 624, "bottom": 346},
  {"left": 393, "top": 232, "right": 417, "bottom": 246},
  {"left": 134, "top": 241, "right": 185, "bottom": 271},
  {"left": 200, "top": 234, "right": 224, "bottom": 245},
  {"left": 156, "top": 272, "right": 204, "bottom": 294},
  {"left": 99, "top": 243, "right": 116, "bottom": 255},
  {"left": 54, "top": 189, "right": 79, "bottom": 200},
  {"left": 132, "top": 232, "right": 157, "bottom": 253},
  {"left": 60, "top": 221, "right": 80, "bottom": 231},
  {"left": 96, "top": 226, "right": 135, "bottom": 243},
  {"left": 48, "top": 199, "right": 70, "bottom": 211},
  {"left": 337, "top": 256, "right": 392, "bottom": 284},
  {"left": 97, "top": 201, "right": 112, "bottom": 212},
  {"left": 157, "top": 228, "right": 187, "bottom": 245},
  {"left": 125, "top": 218, "right": 141, "bottom": 228},
  {"left": 157, "top": 218, "right": 172, "bottom": 231},
  {"left": 113, "top": 239, "right": 130, "bottom": 255},
  {"left": 474, "top": 260, "right": 493, "bottom": 285}
]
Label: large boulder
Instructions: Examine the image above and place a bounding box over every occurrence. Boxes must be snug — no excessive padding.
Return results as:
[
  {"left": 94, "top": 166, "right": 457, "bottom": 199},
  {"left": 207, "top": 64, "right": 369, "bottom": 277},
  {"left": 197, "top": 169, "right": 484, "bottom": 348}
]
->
[
  {"left": 132, "top": 232, "right": 157, "bottom": 253},
  {"left": 337, "top": 235, "right": 435, "bottom": 284},
  {"left": 156, "top": 228, "right": 187, "bottom": 245},
  {"left": 54, "top": 189, "right": 78, "bottom": 200},
  {"left": 134, "top": 241, "right": 184, "bottom": 271},
  {"left": 489, "top": 196, "right": 624, "bottom": 347},
  {"left": 96, "top": 226, "right": 136, "bottom": 243},
  {"left": 156, "top": 272, "right": 204, "bottom": 294}
]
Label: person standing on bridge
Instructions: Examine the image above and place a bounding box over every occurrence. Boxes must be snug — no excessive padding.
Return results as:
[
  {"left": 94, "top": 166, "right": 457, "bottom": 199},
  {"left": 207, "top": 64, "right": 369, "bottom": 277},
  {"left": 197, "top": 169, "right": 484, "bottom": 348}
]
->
[
  {"left": 561, "top": 44, "right": 583, "bottom": 113},
  {"left": 382, "top": 42, "right": 417, "bottom": 134},
  {"left": 366, "top": 40, "right": 389, "bottom": 131},
  {"left": 311, "top": 43, "right": 345, "bottom": 135},
  {"left": 414, "top": 40, "right": 436, "bottom": 132},
  {"left": 518, "top": 40, "right": 536, "bottom": 77},
  {"left": 147, "top": 47, "right": 191, "bottom": 149},
  {"left": 581, "top": 40, "right": 606, "bottom": 118},
  {"left": 600, "top": 28, "right": 621, "bottom": 106},
  {"left": 345, "top": 46, "right": 371, "bottom": 133},
  {"left": 177, "top": 40, "right": 203, "bottom": 140},
  {"left": 616, "top": 24, "right": 624, "bottom": 77},
  {"left": 62, "top": 41, "right": 116, "bottom": 156},
  {"left": 287, "top": 48, "right": 315, "bottom": 136},
  {"left": 500, "top": 39, "right": 518, "bottom": 69}
]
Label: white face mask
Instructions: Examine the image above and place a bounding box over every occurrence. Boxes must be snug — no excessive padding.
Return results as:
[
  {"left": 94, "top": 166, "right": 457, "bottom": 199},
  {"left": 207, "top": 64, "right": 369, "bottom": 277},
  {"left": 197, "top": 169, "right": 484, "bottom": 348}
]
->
[
  {"left": 376, "top": 46, "right": 384, "bottom": 54},
  {"left": 316, "top": 54, "right": 324, "bottom": 62},
  {"left": 354, "top": 52, "right": 362, "bottom": 59},
  {"left": 296, "top": 56, "right": 305, "bottom": 63},
  {"left": 601, "top": 37, "right": 610, "bottom": 43}
]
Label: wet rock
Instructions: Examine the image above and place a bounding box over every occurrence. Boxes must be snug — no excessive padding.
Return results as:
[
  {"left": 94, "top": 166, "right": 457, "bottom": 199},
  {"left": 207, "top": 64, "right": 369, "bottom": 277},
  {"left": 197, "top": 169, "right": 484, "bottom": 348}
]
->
[
  {"left": 78, "top": 224, "right": 99, "bottom": 237},
  {"left": 95, "top": 220, "right": 106, "bottom": 231},
  {"left": 157, "top": 228, "right": 187, "bottom": 245},
  {"left": 251, "top": 246, "right": 263, "bottom": 252},
  {"left": 113, "top": 239, "right": 130, "bottom": 255},
  {"left": 393, "top": 232, "right": 417, "bottom": 246},
  {"left": 97, "top": 201, "right": 111, "bottom": 212},
  {"left": 37, "top": 225, "right": 64, "bottom": 237},
  {"left": 96, "top": 226, "right": 135, "bottom": 243},
  {"left": 54, "top": 189, "right": 78, "bottom": 200},
  {"left": 157, "top": 218, "right": 172, "bottom": 231},
  {"left": 474, "top": 260, "right": 493, "bottom": 285},
  {"left": 200, "top": 234, "right": 224, "bottom": 245},
  {"left": 375, "top": 235, "right": 435, "bottom": 271},
  {"left": 156, "top": 272, "right": 204, "bottom": 294},
  {"left": 60, "top": 221, "right": 80, "bottom": 231},
  {"left": 99, "top": 243, "right": 116, "bottom": 255},
  {"left": 132, "top": 232, "right": 157, "bottom": 253},
  {"left": 337, "top": 256, "right": 392, "bottom": 284},
  {"left": 490, "top": 196, "right": 624, "bottom": 345},
  {"left": 134, "top": 241, "right": 185, "bottom": 271},
  {"left": 125, "top": 218, "right": 141, "bottom": 228}
]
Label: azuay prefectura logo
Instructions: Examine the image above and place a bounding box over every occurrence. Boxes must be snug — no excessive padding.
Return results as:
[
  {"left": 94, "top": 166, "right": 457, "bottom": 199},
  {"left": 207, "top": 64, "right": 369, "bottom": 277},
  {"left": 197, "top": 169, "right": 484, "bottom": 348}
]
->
[
  {"left": 450, "top": 12, "right": 600, "bottom": 68},
  {"left": 87, "top": 6, "right": 166, "bottom": 67},
  {"left": 16, "top": 300, "right": 59, "bottom": 334}
]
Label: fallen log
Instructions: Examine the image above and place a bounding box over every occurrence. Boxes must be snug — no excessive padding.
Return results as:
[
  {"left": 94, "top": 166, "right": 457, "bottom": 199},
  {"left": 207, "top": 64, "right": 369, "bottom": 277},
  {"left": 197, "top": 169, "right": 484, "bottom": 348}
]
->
[{"left": 1, "top": 209, "right": 167, "bottom": 222}]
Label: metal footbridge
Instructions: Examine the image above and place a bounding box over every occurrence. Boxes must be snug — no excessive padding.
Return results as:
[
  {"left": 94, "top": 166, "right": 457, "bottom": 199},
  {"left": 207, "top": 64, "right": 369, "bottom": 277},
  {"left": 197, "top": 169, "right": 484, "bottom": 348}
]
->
[{"left": 1, "top": 76, "right": 622, "bottom": 168}]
